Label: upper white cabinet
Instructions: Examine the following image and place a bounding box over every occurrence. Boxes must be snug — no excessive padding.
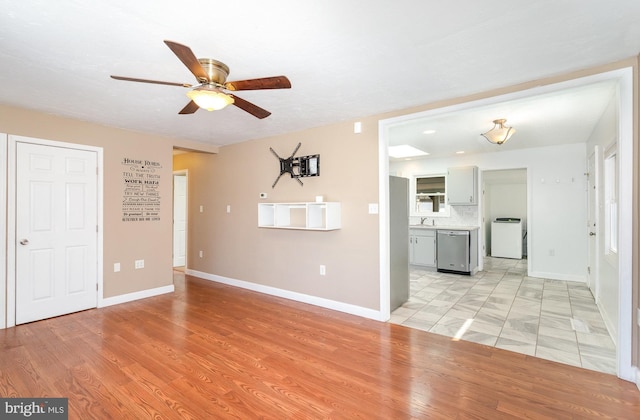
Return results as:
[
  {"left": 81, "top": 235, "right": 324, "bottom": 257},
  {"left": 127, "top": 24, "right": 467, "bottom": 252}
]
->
[
  {"left": 258, "top": 202, "right": 341, "bottom": 230},
  {"left": 447, "top": 166, "right": 478, "bottom": 205}
]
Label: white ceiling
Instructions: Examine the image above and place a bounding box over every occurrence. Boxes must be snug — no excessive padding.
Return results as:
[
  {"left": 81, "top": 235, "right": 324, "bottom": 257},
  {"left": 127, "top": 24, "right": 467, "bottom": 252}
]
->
[
  {"left": 387, "top": 78, "right": 619, "bottom": 160},
  {"left": 1, "top": 1, "right": 639, "bottom": 148}
]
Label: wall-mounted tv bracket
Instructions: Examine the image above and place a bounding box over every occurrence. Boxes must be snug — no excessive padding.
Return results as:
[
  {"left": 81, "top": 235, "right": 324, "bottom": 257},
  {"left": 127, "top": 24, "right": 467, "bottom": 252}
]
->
[{"left": 270, "top": 142, "right": 320, "bottom": 188}]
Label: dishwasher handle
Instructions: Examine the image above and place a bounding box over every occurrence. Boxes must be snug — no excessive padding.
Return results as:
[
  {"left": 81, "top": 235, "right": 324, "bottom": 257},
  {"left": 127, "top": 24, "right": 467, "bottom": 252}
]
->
[{"left": 438, "top": 230, "right": 470, "bottom": 236}]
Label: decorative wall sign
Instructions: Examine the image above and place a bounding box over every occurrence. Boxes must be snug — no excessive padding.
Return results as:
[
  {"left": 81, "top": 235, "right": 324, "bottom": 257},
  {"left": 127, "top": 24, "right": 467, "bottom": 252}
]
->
[
  {"left": 121, "top": 157, "right": 162, "bottom": 222},
  {"left": 270, "top": 142, "right": 320, "bottom": 188}
]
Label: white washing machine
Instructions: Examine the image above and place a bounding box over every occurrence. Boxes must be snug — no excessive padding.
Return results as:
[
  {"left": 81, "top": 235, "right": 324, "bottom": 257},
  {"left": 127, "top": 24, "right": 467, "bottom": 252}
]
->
[{"left": 491, "top": 218, "right": 523, "bottom": 259}]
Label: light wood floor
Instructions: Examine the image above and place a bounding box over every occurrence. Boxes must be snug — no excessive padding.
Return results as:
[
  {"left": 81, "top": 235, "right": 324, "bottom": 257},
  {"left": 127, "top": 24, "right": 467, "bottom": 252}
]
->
[{"left": 1, "top": 271, "right": 639, "bottom": 419}]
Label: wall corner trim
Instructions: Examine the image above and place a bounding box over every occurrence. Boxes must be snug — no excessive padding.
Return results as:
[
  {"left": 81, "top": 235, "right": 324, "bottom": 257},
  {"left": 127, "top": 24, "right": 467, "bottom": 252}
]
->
[{"left": 186, "top": 269, "right": 384, "bottom": 321}]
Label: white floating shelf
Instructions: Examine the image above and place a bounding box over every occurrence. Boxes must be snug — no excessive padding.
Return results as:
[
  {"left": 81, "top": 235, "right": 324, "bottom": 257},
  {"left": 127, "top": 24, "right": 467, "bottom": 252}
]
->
[{"left": 258, "top": 202, "right": 341, "bottom": 231}]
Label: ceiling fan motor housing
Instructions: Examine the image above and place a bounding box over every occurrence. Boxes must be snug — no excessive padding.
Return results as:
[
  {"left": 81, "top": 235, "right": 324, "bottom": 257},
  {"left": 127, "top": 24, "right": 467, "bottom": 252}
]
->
[{"left": 198, "top": 58, "right": 229, "bottom": 85}]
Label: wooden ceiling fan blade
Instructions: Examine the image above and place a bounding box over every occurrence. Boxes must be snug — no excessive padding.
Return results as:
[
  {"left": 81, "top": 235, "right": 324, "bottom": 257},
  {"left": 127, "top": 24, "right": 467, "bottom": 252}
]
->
[
  {"left": 164, "top": 40, "right": 209, "bottom": 83},
  {"left": 110, "top": 75, "right": 192, "bottom": 87},
  {"left": 225, "top": 76, "right": 291, "bottom": 91},
  {"left": 179, "top": 101, "right": 200, "bottom": 114},
  {"left": 230, "top": 95, "right": 271, "bottom": 119}
]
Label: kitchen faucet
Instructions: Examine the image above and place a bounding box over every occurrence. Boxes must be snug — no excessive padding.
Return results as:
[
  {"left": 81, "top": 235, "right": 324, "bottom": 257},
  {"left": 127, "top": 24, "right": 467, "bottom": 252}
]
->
[{"left": 420, "top": 217, "right": 435, "bottom": 226}]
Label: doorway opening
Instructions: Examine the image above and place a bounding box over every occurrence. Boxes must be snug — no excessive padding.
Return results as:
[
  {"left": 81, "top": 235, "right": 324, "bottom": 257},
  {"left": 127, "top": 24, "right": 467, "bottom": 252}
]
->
[
  {"left": 379, "top": 66, "right": 634, "bottom": 380},
  {"left": 482, "top": 168, "right": 528, "bottom": 262},
  {"left": 173, "top": 170, "right": 188, "bottom": 270}
]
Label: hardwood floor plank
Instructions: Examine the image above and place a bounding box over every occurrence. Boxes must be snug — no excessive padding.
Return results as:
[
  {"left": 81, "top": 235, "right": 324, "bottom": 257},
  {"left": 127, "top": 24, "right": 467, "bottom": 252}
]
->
[{"left": 1, "top": 272, "right": 639, "bottom": 419}]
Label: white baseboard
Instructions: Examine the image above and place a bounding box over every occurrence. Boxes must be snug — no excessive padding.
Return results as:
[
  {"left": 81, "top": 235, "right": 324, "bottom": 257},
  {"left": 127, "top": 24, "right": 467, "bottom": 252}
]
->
[
  {"left": 597, "top": 300, "right": 617, "bottom": 346},
  {"left": 186, "top": 269, "right": 383, "bottom": 321},
  {"left": 528, "top": 270, "right": 586, "bottom": 283},
  {"left": 99, "top": 284, "right": 174, "bottom": 308}
]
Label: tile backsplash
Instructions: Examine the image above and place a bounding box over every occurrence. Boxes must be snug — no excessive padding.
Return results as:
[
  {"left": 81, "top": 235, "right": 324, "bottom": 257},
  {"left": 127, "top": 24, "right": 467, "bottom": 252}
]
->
[{"left": 410, "top": 205, "right": 479, "bottom": 227}]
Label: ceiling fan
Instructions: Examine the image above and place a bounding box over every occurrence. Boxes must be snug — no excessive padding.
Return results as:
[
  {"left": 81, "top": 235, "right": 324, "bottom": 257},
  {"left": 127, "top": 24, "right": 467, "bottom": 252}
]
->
[{"left": 110, "top": 40, "right": 291, "bottom": 119}]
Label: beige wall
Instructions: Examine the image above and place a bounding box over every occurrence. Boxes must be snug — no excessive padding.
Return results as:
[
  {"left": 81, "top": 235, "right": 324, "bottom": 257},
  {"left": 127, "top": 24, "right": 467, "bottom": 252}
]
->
[
  {"left": 174, "top": 119, "right": 382, "bottom": 309},
  {"left": 0, "top": 105, "right": 178, "bottom": 298}
]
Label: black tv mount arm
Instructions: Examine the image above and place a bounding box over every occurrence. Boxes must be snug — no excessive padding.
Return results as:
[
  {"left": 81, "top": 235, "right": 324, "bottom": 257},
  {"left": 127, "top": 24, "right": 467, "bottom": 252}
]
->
[
  {"left": 270, "top": 142, "right": 303, "bottom": 188},
  {"left": 270, "top": 143, "right": 320, "bottom": 188}
]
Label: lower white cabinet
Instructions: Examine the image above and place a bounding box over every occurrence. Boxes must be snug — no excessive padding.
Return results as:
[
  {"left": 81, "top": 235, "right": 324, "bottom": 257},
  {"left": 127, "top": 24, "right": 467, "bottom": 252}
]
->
[
  {"left": 410, "top": 229, "right": 436, "bottom": 267},
  {"left": 258, "top": 202, "right": 341, "bottom": 230}
]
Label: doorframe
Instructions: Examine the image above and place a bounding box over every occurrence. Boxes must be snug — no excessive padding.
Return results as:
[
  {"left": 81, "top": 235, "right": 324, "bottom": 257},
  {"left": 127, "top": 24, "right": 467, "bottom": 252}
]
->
[
  {"left": 378, "top": 66, "right": 634, "bottom": 381},
  {"left": 172, "top": 169, "right": 188, "bottom": 269},
  {"left": 4, "top": 135, "right": 104, "bottom": 329},
  {"left": 0, "top": 134, "right": 7, "bottom": 329},
  {"left": 587, "top": 148, "right": 600, "bottom": 301}
]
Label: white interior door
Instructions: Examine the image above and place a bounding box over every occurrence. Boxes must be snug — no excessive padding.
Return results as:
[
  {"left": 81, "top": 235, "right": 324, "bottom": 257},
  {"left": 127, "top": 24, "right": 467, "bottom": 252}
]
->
[
  {"left": 16, "top": 142, "right": 98, "bottom": 324},
  {"left": 173, "top": 173, "right": 187, "bottom": 267}
]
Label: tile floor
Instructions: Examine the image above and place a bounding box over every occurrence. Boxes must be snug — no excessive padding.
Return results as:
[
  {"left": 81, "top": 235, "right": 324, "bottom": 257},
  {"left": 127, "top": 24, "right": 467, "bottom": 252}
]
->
[{"left": 390, "top": 257, "right": 617, "bottom": 375}]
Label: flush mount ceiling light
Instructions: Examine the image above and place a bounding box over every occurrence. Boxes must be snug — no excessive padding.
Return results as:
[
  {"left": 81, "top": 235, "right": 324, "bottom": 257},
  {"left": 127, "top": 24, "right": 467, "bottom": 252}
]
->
[
  {"left": 186, "top": 87, "right": 234, "bottom": 111},
  {"left": 481, "top": 118, "right": 515, "bottom": 145}
]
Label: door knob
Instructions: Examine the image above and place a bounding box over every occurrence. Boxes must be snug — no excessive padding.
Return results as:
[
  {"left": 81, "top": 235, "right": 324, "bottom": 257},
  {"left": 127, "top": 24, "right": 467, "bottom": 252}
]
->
[
  {"left": 589, "top": 232, "right": 596, "bottom": 236},
  {"left": 19, "top": 239, "right": 29, "bottom": 245}
]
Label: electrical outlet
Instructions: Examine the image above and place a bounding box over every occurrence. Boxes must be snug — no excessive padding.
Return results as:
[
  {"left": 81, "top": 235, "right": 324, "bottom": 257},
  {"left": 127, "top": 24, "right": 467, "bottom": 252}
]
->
[
  {"left": 320, "top": 265, "right": 326, "bottom": 276},
  {"left": 135, "top": 259, "right": 144, "bottom": 269},
  {"left": 227, "top": 205, "right": 231, "bottom": 213},
  {"left": 199, "top": 250, "right": 203, "bottom": 258},
  {"left": 114, "top": 262, "right": 120, "bottom": 272}
]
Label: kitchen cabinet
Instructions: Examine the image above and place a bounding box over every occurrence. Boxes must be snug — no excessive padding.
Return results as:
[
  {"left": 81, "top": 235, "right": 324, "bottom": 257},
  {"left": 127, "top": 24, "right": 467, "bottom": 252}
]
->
[
  {"left": 447, "top": 166, "right": 478, "bottom": 205},
  {"left": 410, "top": 229, "right": 436, "bottom": 267},
  {"left": 258, "top": 202, "right": 341, "bottom": 230}
]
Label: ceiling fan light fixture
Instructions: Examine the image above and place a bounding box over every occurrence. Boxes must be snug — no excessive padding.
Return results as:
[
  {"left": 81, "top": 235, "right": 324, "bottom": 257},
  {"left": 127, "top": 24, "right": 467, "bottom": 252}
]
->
[
  {"left": 187, "top": 87, "right": 234, "bottom": 111},
  {"left": 481, "top": 118, "right": 515, "bottom": 145}
]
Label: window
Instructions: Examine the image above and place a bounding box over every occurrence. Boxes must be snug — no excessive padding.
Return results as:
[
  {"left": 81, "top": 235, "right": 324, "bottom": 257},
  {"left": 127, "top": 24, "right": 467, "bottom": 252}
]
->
[
  {"left": 415, "top": 175, "right": 447, "bottom": 215},
  {"left": 604, "top": 144, "right": 618, "bottom": 255}
]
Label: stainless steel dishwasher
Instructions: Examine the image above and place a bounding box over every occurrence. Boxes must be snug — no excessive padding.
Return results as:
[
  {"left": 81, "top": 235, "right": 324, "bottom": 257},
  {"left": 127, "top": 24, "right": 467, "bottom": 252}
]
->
[{"left": 437, "top": 230, "right": 471, "bottom": 274}]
